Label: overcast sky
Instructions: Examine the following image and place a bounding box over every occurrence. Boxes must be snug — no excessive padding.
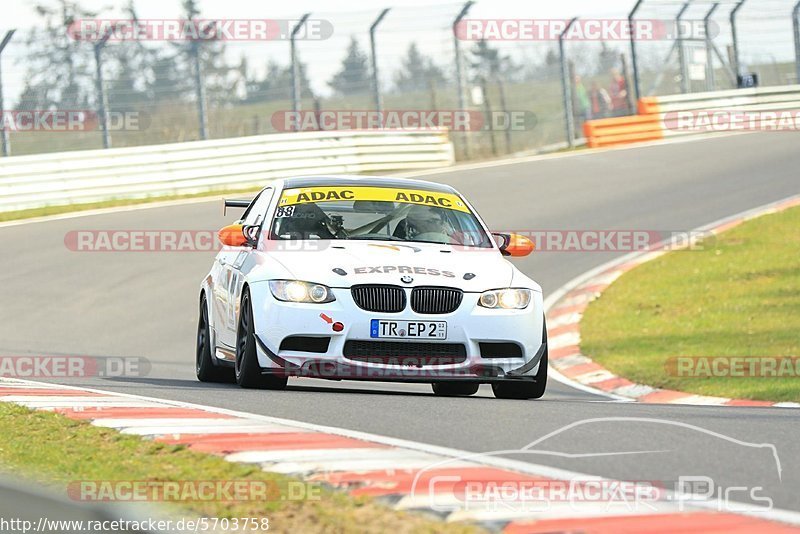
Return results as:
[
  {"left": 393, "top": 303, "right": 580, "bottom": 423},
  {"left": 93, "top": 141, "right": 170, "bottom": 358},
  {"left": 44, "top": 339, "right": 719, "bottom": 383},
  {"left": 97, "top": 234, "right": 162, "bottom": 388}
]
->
[{"left": 6, "top": 0, "right": 638, "bottom": 26}]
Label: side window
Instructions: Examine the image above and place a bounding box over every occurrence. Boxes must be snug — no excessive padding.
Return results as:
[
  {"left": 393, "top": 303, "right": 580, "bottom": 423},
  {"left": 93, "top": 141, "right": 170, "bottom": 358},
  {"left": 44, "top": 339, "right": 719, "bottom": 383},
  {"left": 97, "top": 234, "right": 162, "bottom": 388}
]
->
[
  {"left": 243, "top": 188, "right": 274, "bottom": 226},
  {"left": 239, "top": 191, "right": 261, "bottom": 223}
]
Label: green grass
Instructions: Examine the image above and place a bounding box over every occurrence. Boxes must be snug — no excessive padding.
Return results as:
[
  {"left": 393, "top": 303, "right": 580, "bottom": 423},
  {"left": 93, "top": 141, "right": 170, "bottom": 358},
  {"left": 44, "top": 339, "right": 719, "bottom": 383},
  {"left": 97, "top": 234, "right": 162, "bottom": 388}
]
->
[
  {"left": 0, "top": 403, "right": 478, "bottom": 533},
  {"left": 580, "top": 206, "right": 800, "bottom": 402}
]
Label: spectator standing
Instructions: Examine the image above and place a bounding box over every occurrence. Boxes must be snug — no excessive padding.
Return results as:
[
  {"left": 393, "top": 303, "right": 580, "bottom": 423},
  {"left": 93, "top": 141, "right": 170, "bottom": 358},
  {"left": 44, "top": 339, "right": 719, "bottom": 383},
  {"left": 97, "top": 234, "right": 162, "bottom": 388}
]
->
[
  {"left": 589, "top": 81, "right": 611, "bottom": 119},
  {"left": 609, "top": 68, "right": 631, "bottom": 116},
  {"left": 574, "top": 75, "right": 590, "bottom": 127}
]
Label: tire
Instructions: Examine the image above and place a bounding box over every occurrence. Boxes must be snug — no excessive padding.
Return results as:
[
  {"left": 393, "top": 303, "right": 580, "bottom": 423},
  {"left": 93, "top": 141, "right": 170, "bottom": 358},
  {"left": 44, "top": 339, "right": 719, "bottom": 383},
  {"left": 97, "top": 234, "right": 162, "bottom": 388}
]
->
[
  {"left": 492, "top": 321, "right": 548, "bottom": 400},
  {"left": 492, "top": 351, "right": 547, "bottom": 399},
  {"left": 235, "top": 288, "right": 288, "bottom": 390},
  {"left": 196, "top": 295, "right": 234, "bottom": 383},
  {"left": 432, "top": 382, "right": 480, "bottom": 396}
]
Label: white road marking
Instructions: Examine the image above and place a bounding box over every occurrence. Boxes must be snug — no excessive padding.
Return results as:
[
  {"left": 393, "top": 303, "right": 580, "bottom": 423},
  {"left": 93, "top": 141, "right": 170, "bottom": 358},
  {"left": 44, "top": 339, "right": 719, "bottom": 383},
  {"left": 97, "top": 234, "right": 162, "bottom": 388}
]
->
[
  {"left": 92, "top": 417, "right": 278, "bottom": 429},
  {"left": 574, "top": 371, "right": 618, "bottom": 385},
  {"left": 670, "top": 395, "right": 730, "bottom": 406},
  {"left": 119, "top": 424, "right": 302, "bottom": 436},
  {"left": 445, "top": 500, "right": 684, "bottom": 523},
  {"left": 548, "top": 332, "right": 581, "bottom": 350},
  {"left": 2, "top": 397, "right": 166, "bottom": 408}
]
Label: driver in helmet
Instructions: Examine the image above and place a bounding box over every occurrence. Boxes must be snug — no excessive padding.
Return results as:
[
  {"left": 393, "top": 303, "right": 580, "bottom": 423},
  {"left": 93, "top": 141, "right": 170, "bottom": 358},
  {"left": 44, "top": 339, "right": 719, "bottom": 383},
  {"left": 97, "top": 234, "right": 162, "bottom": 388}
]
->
[{"left": 401, "top": 204, "right": 452, "bottom": 240}]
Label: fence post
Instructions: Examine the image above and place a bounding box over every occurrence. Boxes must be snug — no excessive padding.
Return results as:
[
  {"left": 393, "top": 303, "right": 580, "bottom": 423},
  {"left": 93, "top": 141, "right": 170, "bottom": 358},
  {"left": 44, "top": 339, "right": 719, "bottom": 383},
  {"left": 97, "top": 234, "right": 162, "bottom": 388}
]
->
[
  {"left": 369, "top": 8, "right": 390, "bottom": 115},
  {"left": 676, "top": 1, "right": 692, "bottom": 94},
  {"left": 479, "top": 77, "right": 496, "bottom": 157},
  {"left": 620, "top": 52, "right": 635, "bottom": 112},
  {"left": 93, "top": 31, "right": 114, "bottom": 150},
  {"left": 0, "top": 30, "right": 15, "bottom": 157},
  {"left": 290, "top": 14, "right": 311, "bottom": 129},
  {"left": 704, "top": 3, "right": 720, "bottom": 91},
  {"left": 190, "top": 37, "right": 208, "bottom": 140},
  {"left": 628, "top": 0, "right": 645, "bottom": 101},
  {"left": 496, "top": 76, "right": 511, "bottom": 154},
  {"left": 793, "top": 0, "right": 800, "bottom": 83},
  {"left": 730, "top": 0, "right": 747, "bottom": 79},
  {"left": 559, "top": 17, "right": 578, "bottom": 148},
  {"left": 453, "top": 1, "right": 474, "bottom": 159}
]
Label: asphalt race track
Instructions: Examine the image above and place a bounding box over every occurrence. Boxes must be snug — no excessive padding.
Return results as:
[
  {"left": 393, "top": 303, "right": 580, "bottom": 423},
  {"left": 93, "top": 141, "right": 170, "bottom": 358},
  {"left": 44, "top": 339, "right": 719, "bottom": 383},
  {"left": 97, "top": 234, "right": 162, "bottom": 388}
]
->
[{"left": 2, "top": 133, "right": 799, "bottom": 513}]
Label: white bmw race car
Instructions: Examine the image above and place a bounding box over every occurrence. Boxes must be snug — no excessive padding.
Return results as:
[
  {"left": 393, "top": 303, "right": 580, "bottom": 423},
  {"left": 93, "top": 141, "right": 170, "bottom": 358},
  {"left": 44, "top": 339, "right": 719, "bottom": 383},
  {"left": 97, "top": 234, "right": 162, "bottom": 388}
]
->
[{"left": 197, "top": 176, "right": 548, "bottom": 399}]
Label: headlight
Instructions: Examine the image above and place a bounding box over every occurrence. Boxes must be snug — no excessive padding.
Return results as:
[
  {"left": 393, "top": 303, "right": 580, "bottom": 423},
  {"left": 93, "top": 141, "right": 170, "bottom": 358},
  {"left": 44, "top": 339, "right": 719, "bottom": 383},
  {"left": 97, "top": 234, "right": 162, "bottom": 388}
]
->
[
  {"left": 269, "top": 280, "right": 335, "bottom": 303},
  {"left": 478, "top": 288, "right": 532, "bottom": 309}
]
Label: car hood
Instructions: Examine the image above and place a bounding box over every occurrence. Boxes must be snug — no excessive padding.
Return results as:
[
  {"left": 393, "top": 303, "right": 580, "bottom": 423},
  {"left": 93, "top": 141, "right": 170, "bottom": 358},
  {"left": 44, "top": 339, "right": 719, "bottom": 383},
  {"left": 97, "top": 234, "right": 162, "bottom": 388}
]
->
[{"left": 252, "top": 240, "right": 517, "bottom": 291}]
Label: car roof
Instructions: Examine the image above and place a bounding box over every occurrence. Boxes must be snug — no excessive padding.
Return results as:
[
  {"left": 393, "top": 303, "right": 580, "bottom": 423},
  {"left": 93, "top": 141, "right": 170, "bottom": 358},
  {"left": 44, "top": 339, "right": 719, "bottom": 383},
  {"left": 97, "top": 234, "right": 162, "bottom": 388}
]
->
[{"left": 279, "top": 175, "right": 458, "bottom": 194}]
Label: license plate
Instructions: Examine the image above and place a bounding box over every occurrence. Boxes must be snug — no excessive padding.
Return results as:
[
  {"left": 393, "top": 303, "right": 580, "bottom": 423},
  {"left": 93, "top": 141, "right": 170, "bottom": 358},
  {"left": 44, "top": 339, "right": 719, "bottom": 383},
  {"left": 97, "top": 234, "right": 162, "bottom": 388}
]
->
[{"left": 370, "top": 319, "right": 447, "bottom": 339}]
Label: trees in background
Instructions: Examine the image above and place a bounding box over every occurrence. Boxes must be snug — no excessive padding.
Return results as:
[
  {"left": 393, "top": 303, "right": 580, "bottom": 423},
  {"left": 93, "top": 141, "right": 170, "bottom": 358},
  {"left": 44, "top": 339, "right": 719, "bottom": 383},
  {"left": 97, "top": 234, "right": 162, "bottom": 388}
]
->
[
  {"left": 19, "top": 0, "right": 97, "bottom": 109},
  {"left": 393, "top": 43, "right": 446, "bottom": 93},
  {"left": 243, "top": 60, "right": 314, "bottom": 103},
  {"left": 327, "top": 36, "right": 371, "bottom": 96}
]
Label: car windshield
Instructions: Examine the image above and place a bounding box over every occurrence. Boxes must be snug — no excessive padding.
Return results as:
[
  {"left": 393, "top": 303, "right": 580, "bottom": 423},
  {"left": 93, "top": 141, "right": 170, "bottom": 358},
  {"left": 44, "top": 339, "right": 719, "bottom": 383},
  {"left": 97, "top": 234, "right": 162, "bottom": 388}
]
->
[{"left": 270, "top": 186, "right": 493, "bottom": 248}]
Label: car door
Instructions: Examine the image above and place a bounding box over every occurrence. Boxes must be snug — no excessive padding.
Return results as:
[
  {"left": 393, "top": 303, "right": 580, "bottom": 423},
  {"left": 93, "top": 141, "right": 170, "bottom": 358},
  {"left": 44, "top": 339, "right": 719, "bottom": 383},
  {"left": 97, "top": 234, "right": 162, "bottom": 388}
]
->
[{"left": 218, "top": 187, "right": 274, "bottom": 348}]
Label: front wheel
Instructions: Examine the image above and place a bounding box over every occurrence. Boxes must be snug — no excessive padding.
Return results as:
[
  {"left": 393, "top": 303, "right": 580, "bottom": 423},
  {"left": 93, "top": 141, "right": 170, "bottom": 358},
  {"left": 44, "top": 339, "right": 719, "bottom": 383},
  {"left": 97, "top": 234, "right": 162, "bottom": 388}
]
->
[
  {"left": 235, "top": 288, "right": 288, "bottom": 390},
  {"left": 432, "top": 382, "right": 479, "bottom": 396},
  {"left": 492, "top": 349, "right": 548, "bottom": 400},
  {"left": 493, "top": 320, "right": 548, "bottom": 401}
]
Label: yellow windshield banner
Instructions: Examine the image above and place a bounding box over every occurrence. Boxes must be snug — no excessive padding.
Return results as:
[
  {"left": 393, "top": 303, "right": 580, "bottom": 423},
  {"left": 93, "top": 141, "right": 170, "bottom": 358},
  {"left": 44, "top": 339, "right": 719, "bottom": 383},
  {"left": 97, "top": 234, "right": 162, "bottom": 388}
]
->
[{"left": 279, "top": 186, "right": 471, "bottom": 213}]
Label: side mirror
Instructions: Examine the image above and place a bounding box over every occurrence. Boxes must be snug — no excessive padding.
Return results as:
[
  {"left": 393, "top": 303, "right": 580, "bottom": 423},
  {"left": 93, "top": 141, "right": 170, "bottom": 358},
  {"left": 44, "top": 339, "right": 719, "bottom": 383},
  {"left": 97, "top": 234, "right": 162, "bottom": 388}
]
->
[
  {"left": 217, "top": 224, "right": 259, "bottom": 248},
  {"left": 218, "top": 224, "right": 247, "bottom": 247},
  {"left": 493, "top": 232, "right": 535, "bottom": 257}
]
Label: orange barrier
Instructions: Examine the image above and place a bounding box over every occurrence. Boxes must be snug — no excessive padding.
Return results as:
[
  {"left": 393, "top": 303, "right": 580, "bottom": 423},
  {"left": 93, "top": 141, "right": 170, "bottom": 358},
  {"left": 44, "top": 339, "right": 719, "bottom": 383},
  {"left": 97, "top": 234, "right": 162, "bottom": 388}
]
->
[
  {"left": 582, "top": 112, "right": 663, "bottom": 148},
  {"left": 584, "top": 85, "right": 800, "bottom": 148},
  {"left": 637, "top": 97, "right": 661, "bottom": 115}
]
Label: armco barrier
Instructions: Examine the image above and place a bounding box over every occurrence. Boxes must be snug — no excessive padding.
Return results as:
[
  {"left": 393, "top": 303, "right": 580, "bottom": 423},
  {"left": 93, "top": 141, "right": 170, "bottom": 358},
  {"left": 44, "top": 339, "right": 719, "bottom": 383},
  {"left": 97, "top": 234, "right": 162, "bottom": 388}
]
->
[
  {"left": 0, "top": 129, "right": 454, "bottom": 213},
  {"left": 584, "top": 84, "right": 800, "bottom": 148}
]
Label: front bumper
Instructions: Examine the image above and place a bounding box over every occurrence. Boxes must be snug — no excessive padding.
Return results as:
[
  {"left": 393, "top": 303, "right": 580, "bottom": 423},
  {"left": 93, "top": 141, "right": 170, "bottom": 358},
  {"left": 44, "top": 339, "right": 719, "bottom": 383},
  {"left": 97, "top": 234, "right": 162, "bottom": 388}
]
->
[{"left": 246, "top": 283, "right": 546, "bottom": 382}]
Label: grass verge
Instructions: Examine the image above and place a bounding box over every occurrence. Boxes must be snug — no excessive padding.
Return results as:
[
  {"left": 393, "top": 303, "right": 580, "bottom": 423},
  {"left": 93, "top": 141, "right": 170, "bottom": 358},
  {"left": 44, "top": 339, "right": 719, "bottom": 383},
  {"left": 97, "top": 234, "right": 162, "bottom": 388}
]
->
[
  {"left": 581, "top": 206, "right": 800, "bottom": 402},
  {"left": 0, "top": 403, "right": 478, "bottom": 533}
]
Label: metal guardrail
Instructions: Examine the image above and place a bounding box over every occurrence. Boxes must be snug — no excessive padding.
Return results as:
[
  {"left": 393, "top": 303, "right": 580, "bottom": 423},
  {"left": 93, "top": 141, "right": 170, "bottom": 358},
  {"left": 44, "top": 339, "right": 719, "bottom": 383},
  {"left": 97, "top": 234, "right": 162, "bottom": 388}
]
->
[
  {"left": 638, "top": 84, "right": 800, "bottom": 114},
  {"left": 0, "top": 129, "right": 454, "bottom": 213},
  {"left": 584, "top": 85, "right": 800, "bottom": 148}
]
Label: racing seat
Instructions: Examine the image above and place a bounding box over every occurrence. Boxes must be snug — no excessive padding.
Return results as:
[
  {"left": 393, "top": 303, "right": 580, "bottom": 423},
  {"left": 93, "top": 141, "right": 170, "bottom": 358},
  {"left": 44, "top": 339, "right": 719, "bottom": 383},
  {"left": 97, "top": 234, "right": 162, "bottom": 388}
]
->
[{"left": 392, "top": 219, "right": 410, "bottom": 239}]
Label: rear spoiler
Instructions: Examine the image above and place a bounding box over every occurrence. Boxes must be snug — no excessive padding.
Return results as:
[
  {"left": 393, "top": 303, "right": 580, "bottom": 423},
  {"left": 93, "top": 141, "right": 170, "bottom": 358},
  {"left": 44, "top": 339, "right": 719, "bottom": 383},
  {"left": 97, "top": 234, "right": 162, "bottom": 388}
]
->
[{"left": 223, "top": 199, "right": 251, "bottom": 216}]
